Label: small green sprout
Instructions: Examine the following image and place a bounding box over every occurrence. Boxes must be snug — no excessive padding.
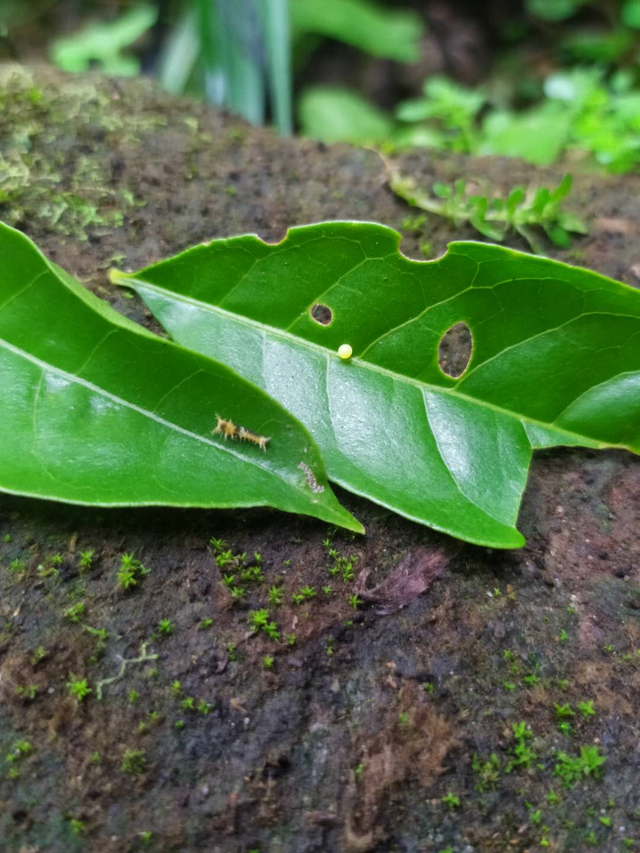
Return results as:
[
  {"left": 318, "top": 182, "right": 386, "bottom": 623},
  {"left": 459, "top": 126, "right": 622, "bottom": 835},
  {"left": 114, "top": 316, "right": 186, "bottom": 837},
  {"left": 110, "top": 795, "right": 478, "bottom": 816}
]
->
[
  {"left": 139, "top": 831, "right": 153, "bottom": 846},
  {"left": 240, "top": 565, "right": 264, "bottom": 584},
  {"left": 128, "top": 690, "right": 140, "bottom": 704},
  {"left": 215, "top": 549, "right": 236, "bottom": 568},
  {"left": 171, "top": 680, "right": 182, "bottom": 696},
  {"left": 546, "top": 789, "right": 560, "bottom": 805},
  {"left": 263, "top": 655, "right": 274, "bottom": 669},
  {"left": 181, "top": 697, "right": 195, "bottom": 711},
  {"left": 157, "top": 618, "right": 173, "bottom": 636},
  {"left": 117, "top": 552, "right": 148, "bottom": 591},
  {"left": 198, "top": 700, "right": 214, "bottom": 715},
  {"left": 200, "top": 617, "right": 214, "bottom": 629},
  {"left": 174, "top": 720, "right": 185, "bottom": 730},
  {"left": 6, "top": 740, "right": 32, "bottom": 763},
  {"left": 9, "top": 558, "right": 27, "bottom": 574},
  {"left": 390, "top": 172, "right": 587, "bottom": 253},
  {"left": 15, "top": 684, "right": 38, "bottom": 701},
  {"left": 292, "top": 586, "right": 316, "bottom": 605},
  {"left": 84, "top": 625, "right": 109, "bottom": 642},
  {"left": 285, "top": 633, "right": 296, "bottom": 646},
  {"left": 69, "top": 818, "right": 86, "bottom": 836},
  {"left": 208, "top": 536, "right": 227, "bottom": 553},
  {"left": 267, "top": 585, "right": 284, "bottom": 606},
  {"left": 78, "top": 549, "right": 95, "bottom": 571},
  {"left": 325, "top": 637, "right": 335, "bottom": 656},
  {"left": 31, "top": 646, "right": 47, "bottom": 665},
  {"left": 554, "top": 703, "right": 575, "bottom": 720},
  {"left": 554, "top": 745, "right": 606, "bottom": 788},
  {"left": 579, "top": 700, "right": 596, "bottom": 718},
  {"left": 3, "top": 533, "right": 11, "bottom": 543},
  {"left": 558, "top": 628, "right": 568, "bottom": 641},
  {"left": 441, "top": 792, "right": 460, "bottom": 810},
  {"left": 67, "top": 676, "right": 92, "bottom": 702},
  {"left": 64, "top": 602, "right": 85, "bottom": 623},
  {"left": 472, "top": 752, "right": 501, "bottom": 791},
  {"left": 322, "top": 585, "right": 333, "bottom": 595},
  {"left": 506, "top": 721, "right": 535, "bottom": 771},
  {"left": 90, "top": 752, "right": 101, "bottom": 764},
  {"left": 348, "top": 594, "right": 362, "bottom": 610},
  {"left": 121, "top": 749, "right": 146, "bottom": 775},
  {"left": 117, "top": 566, "right": 136, "bottom": 590},
  {"left": 599, "top": 816, "right": 611, "bottom": 827}
]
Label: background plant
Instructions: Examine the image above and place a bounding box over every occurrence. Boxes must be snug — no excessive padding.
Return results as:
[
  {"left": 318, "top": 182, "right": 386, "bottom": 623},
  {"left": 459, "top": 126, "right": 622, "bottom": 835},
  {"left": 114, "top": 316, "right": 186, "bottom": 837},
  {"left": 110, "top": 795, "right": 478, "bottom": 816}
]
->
[{"left": 6, "top": 0, "right": 640, "bottom": 173}]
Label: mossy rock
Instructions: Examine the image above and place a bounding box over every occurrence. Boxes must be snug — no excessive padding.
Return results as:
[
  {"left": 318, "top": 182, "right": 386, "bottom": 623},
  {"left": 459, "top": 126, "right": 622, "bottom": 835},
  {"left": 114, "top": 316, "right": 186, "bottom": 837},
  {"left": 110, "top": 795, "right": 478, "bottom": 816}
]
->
[{"left": 1, "top": 64, "right": 640, "bottom": 853}]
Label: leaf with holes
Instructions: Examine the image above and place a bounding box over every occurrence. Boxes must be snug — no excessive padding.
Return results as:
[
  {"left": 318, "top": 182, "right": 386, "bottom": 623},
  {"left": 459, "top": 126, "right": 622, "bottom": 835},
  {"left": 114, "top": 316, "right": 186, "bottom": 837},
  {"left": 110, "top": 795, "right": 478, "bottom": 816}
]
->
[
  {"left": 0, "top": 222, "right": 361, "bottom": 533},
  {"left": 112, "top": 222, "right": 640, "bottom": 548}
]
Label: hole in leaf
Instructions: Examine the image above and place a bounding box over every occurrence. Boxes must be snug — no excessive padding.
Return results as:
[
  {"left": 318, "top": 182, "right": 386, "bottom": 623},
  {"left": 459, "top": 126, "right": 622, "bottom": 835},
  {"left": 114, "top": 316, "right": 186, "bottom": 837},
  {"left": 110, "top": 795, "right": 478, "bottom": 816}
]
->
[
  {"left": 311, "top": 303, "right": 333, "bottom": 325},
  {"left": 438, "top": 322, "right": 472, "bottom": 378}
]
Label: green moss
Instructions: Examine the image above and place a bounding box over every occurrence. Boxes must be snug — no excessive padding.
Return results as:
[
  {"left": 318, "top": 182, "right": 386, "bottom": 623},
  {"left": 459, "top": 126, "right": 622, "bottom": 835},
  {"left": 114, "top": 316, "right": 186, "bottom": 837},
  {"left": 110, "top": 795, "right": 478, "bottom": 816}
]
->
[{"left": 0, "top": 66, "right": 153, "bottom": 240}]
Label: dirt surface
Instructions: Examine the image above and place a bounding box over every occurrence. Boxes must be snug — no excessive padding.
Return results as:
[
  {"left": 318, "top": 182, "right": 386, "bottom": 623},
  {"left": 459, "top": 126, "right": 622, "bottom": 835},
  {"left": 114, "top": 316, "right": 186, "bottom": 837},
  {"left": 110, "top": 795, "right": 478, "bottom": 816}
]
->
[{"left": 1, "top": 64, "right": 640, "bottom": 853}]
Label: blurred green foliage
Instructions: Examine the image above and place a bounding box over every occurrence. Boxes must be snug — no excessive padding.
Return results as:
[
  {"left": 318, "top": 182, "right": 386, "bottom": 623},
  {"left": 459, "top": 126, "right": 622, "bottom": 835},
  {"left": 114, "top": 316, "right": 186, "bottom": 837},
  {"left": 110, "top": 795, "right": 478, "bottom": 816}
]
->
[
  {"left": 4, "top": 0, "right": 640, "bottom": 176},
  {"left": 51, "top": 5, "right": 157, "bottom": 76}
]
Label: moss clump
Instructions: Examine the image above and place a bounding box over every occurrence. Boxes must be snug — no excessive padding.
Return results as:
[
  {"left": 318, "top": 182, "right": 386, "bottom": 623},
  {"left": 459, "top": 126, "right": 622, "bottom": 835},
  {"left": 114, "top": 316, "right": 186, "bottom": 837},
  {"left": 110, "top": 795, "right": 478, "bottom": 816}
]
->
[{"left": 0, "top": 65, "right": 156, "bottom": 240}]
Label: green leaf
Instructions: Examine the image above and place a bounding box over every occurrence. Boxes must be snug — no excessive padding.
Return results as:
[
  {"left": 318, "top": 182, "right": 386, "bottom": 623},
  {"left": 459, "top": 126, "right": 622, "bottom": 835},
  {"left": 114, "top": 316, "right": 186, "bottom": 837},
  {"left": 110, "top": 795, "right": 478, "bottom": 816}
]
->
[
  {"left": 480, "top": 105, "right": 572, "bottom": 166},
  {"left": 291, "top": 0, "right": 424, "bottom": 63},
  {"left": 526, "top": 0, "right": 587, "bottom": 22},
  {"left": 298, "top": 86, "right": 393, "bottom": 145},
  {"left": 50, "top": 4, "right": 157, "bottom": 76},
  {"left": 114, "top": 222, "right": 640, "bottom": 548},
  {"left": 622, "top": 0, "right": 640, "bottom": 29},
  {"left": 0, "top": 223, "right": 361, "bottom": 534}
]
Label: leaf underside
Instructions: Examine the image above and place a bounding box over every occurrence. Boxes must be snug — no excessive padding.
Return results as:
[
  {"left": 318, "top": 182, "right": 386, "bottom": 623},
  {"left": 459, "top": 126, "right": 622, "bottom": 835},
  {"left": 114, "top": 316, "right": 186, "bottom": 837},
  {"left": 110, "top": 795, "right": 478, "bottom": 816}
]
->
[
  {"left": 117, "top": 222, "right": 640, "bottom": 548},
  {"left": 0, "top": 222, "right": 361, "bottom": 533}
]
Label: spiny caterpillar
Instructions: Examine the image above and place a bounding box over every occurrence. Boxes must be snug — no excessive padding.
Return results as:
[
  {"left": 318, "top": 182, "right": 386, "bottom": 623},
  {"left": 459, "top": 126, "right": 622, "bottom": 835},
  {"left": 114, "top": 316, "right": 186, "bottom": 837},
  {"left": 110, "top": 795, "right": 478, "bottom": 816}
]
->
[{"left": 213, "top": 415, "right": 270, "bottom": 452}]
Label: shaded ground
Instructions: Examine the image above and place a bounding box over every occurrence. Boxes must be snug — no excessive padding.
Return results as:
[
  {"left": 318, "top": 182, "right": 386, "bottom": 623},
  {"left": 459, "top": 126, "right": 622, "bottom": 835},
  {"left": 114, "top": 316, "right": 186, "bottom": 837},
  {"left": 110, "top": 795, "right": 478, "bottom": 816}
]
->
[{"left": 1, "top": 65, "right": 640, "bottom": 853}]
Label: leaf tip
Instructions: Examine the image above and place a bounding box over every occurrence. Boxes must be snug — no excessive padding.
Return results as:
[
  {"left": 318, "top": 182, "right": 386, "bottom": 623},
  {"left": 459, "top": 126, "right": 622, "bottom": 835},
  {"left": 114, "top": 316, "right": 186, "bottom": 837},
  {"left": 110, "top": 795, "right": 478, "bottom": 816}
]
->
[{"left": 108, "top": 267, "right": 128, "bottom": 286}]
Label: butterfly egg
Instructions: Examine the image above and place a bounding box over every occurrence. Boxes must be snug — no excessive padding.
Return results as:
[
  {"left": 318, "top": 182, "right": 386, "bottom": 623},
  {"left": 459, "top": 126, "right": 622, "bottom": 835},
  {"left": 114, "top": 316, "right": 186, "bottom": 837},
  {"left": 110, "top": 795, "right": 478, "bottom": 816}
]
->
[{"left": 338, "top": 343, "right": 353, "bottom": 360}]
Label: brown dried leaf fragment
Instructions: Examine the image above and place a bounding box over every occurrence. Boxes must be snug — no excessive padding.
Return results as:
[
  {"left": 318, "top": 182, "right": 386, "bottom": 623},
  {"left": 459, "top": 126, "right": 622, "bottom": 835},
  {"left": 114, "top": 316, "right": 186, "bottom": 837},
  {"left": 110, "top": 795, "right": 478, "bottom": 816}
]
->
[{"left": 354, "top": 543, "right": 456, "bottom": 615}]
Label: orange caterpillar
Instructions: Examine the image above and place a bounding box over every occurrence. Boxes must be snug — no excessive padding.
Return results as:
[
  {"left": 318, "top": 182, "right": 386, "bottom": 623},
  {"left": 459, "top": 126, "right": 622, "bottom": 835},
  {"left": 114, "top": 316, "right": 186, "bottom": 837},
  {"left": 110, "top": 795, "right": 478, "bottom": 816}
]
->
[{"left": 213, "top": 415, "right": 270, "bottom": 452}]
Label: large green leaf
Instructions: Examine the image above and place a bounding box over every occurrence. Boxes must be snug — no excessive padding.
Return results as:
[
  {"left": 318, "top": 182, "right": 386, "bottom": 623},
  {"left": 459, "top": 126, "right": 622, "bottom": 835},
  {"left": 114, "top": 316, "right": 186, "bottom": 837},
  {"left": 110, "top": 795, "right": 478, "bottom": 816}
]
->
[
  {"left": 114, "top": 222, "right": 640, "bottom": 549},
  {"left": 291, "top": 0, "right": 424, "bottom": 63},
  {"left": 0, "top": 223, "right": 361, "bottom": 533},
  {"left": 298, "top": 86, "right": 393, "bottom": 145}
]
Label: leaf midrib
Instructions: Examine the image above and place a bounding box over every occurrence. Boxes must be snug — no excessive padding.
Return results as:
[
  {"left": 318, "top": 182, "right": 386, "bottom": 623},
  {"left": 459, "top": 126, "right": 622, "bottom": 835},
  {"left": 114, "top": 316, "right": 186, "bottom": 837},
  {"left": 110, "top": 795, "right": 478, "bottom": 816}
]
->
[
  {"left": 0, "top": 335, "right": 311, "bottom": 493},
  {"left": 127, "top": 277, "right": 627, "bottom": 452}
]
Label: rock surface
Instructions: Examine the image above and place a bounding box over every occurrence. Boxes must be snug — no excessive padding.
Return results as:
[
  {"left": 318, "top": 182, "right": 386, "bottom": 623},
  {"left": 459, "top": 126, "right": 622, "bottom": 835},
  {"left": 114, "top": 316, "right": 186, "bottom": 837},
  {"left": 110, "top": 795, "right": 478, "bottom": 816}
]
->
[{"left": 1, "top": 65, "right": 639, "bottom": 853}]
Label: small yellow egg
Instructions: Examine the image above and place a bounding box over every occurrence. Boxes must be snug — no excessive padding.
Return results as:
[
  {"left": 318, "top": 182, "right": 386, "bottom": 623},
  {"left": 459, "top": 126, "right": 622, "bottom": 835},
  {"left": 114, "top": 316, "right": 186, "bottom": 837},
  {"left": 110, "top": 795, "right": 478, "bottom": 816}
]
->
[{"left": 338, "top": 344, "right": 353, "bottom": 360}]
